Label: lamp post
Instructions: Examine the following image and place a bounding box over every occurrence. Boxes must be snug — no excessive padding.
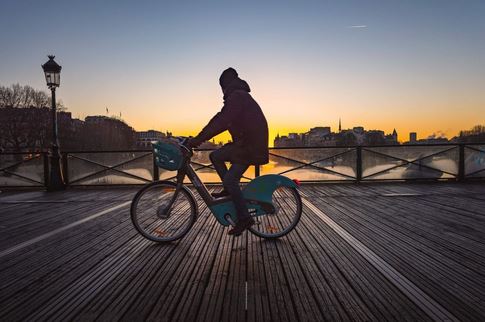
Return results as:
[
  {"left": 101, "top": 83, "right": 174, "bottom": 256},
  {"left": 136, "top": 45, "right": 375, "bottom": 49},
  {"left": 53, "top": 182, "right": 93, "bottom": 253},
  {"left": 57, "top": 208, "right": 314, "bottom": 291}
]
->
[{"left": 42, "top": 55, "right": 65, "bottom": 191}]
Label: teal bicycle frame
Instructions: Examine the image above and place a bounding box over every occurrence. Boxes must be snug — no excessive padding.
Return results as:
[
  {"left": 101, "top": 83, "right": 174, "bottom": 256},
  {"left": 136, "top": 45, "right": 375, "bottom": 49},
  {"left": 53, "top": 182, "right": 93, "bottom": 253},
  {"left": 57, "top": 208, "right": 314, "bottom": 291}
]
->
[{"left": 176, "top": 145, "right": 299, "bottom": 226}]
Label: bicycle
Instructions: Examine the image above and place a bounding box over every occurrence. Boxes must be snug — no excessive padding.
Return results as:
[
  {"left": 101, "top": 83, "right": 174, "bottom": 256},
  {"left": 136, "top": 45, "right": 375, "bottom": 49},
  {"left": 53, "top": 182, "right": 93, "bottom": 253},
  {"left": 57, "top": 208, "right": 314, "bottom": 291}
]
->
[{"left": 130, "top": 137, "right": 302, "bottom": 242}]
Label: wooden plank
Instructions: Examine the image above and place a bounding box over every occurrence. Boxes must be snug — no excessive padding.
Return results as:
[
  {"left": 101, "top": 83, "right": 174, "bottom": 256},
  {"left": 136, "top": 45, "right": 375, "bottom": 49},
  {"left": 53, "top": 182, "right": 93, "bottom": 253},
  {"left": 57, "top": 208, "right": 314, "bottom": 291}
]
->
[
  {"left": 258, "top": 234, "right": 299, "bottom": 321},
  {"left": 73, "top": 200, "right": 201, "bottom": 320},
  {"left": 367, "top": 195, "right": 485, "bottom": 261},
  {"left": 219, "top": 228, "right": 247, "bottom": 322},
  {"left": 197, "top": 225, "right": 235, "bottom": 321},
  {"left": 310, "top": 190, "right": 485, "bottom": 320},
  {"left": 303, "top": 196, "right": 452, "bottom": 321},
  {"left": 246, "top": 230, "right": 272, "bottom": 322},
  {"left": 0, "top": 209, "right": 139, "bottom": 319},
  {"left": 1, "top": 184, "right": 484, "bottom": 321},
  {"left": 169, "top": 216, "right": 226, "bottom": 321},
  {"left": 0, "top": 205, "right": 130, "bottom": 300},
  {"left": 269, "top": 193, "right": 328, "bottom": 321},
  {"left": 35, "top": 194, "right": 205, "bottom": 320},
  {"left": 303, "top": 188, "right": 416, "bottom": 320},
  {"left": 0, "top": 201, "right": 130, "bottom": 259}
]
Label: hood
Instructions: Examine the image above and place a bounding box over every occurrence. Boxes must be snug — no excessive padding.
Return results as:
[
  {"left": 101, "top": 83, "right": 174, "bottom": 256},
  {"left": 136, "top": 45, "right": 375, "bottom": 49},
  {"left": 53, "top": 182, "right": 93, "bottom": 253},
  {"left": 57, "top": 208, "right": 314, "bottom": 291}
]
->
[{"left": 223, "top": 77, "right": 251, "bottom": 100}]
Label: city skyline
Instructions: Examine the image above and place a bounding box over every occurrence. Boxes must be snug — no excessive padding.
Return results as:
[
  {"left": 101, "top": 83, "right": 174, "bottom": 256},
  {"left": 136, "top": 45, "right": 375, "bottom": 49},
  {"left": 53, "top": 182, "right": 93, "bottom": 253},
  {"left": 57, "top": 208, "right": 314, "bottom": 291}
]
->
[
  {"left": 1, "top": 1, "right": 484, "bottom": 145},
  {"left": 0, "top": 83, "right": 477, "bottom": 147}
]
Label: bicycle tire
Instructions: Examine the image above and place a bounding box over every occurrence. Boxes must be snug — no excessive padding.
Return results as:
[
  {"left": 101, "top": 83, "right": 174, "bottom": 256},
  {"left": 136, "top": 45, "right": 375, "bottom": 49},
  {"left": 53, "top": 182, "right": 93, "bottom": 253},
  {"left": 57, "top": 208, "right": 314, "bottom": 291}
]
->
[
  {"left": 248, "top": 186, "right": 302, "bottom": 239},
  {"left": 131, "top": 180, "right": 197, "bottom": 242}
]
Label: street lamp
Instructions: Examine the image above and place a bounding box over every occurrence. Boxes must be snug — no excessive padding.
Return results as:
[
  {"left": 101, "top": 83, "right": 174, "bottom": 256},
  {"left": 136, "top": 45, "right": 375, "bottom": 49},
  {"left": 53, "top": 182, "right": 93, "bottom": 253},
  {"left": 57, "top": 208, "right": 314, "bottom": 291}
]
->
[{"left": 42, "top": 55, "right": 65, "bottom": 191}]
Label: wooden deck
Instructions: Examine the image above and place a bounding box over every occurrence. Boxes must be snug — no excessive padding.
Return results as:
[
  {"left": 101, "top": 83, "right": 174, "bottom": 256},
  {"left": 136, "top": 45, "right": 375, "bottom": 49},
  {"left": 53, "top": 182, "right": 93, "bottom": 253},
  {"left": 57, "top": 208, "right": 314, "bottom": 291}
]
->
[{"left": 0, "top": 182, "right": 484, "bottom": 321}]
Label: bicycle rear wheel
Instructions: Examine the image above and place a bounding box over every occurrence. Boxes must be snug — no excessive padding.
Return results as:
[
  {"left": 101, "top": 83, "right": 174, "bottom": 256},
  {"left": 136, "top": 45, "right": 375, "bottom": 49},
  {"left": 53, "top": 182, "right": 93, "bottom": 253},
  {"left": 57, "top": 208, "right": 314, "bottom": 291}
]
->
[
  {"left": 131, "top": 181, "right": 197, "bottom": 242},
  {"left": 249, "top": 186, "right": 302, "bottom": 239}
]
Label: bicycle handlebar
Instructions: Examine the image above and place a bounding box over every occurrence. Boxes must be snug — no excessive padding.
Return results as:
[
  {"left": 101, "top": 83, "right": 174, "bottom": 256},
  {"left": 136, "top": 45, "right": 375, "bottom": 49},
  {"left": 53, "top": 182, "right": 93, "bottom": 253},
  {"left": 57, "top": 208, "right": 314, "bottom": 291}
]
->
[{"left": 175, "top": 136, "right": 193, "bottom": 158}]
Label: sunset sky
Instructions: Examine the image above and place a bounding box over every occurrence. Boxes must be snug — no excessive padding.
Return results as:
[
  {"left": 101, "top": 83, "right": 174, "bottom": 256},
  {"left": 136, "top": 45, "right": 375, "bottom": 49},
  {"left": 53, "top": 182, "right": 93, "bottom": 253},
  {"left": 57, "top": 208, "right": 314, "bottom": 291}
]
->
[{"left": 1, "top": 0, "right": 484, "bottom": 145}]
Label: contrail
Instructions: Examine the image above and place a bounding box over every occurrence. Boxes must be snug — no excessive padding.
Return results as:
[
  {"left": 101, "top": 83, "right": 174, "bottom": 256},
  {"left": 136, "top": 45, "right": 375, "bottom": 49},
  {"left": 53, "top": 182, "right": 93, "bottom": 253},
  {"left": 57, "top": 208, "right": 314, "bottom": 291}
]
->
[{"left": 349, "top": 25, "right": 367, "bottom": 28}]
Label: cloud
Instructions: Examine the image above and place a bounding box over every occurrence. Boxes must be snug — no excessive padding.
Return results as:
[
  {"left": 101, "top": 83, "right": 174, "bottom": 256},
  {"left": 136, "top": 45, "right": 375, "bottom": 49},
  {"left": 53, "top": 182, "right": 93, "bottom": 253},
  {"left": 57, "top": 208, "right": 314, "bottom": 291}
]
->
[{"left": 348, "top": 25, "right": 367, "bottom": 28}]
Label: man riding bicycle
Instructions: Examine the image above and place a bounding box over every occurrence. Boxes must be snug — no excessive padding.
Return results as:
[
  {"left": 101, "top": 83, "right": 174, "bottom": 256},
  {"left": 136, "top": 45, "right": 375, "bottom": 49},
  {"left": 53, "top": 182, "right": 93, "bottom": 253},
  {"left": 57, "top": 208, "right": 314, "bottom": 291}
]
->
[{"left": 187, "top": 67, "right": 269, "bottom": 235}]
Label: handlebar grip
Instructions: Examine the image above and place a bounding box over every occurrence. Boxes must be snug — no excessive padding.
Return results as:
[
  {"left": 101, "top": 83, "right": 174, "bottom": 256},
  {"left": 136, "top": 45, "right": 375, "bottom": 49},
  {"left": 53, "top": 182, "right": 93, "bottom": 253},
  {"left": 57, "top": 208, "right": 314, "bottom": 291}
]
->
[{"left": 180, "top": 138, "right": 193, "bottom": 157}]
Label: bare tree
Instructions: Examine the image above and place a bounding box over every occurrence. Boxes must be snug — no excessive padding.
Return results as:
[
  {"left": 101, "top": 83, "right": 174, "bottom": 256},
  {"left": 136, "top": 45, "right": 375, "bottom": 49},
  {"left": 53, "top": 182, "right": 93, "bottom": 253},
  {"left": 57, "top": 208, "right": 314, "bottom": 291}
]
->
[
  {"left": 0, "top": 84, "right": 65, "bottom": 151},
  {"left": 0, "top": 84, "right": 52, "bottom": 109},
  {"left": 459, "top": 125, "right": 485, "bottom": 143}
]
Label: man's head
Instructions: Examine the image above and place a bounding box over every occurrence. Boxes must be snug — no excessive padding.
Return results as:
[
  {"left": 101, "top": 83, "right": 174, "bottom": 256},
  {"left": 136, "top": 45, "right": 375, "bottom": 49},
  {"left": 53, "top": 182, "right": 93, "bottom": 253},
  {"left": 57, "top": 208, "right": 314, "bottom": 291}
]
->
[{"left": 219, "top": 67, "right": 238, "bottom": 90}]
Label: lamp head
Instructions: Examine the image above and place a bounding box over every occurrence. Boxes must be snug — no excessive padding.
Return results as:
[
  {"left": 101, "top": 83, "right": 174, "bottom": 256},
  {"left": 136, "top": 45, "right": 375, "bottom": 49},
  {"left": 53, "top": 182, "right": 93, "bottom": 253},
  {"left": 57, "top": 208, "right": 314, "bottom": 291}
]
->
[{"left": 42, "top": 55, "right": 62, "bottom": 88}]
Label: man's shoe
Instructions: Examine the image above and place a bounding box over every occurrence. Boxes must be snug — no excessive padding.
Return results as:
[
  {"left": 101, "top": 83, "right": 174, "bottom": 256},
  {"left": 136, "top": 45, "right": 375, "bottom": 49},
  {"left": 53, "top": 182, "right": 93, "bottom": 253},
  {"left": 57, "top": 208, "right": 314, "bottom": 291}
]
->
[
  {"left": 228, "top": 217, "right": 255, "bottom": 236},
  {"left": 211, "top": 189, "right": 230, "bottom": 198}
]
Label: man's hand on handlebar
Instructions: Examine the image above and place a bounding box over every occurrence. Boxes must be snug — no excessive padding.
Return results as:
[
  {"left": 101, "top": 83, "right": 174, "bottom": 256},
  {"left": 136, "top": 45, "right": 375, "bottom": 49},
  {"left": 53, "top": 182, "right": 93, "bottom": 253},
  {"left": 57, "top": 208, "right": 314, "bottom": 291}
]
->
[{"left": 185, "top": 136, "right": 203, "bottom": 149}]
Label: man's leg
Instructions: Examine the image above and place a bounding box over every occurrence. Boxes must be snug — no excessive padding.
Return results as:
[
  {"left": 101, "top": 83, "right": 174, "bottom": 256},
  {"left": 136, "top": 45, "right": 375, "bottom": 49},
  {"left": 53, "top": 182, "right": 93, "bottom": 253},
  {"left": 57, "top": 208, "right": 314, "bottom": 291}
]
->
[
  {"left": 209, "top": 146, "right": 232, "bottom": 181},
  {"left": 222, "top": 163, "right": 250, "bottom": 222}
]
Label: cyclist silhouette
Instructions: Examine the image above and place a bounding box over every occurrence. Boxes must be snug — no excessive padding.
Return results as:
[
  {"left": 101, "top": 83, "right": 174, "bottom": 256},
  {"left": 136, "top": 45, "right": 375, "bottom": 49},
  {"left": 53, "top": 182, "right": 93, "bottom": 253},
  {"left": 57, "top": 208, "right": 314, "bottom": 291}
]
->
[{"left": 187, "top": 68, "right": 269, "bottom": 235}]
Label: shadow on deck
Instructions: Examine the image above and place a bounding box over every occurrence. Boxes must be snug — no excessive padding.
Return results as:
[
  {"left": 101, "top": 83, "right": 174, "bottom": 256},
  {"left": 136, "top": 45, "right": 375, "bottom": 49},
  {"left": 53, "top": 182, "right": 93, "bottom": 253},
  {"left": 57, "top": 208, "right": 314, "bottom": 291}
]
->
[{"left": 0, "top": 182, "right": 484, "bottom": 321}]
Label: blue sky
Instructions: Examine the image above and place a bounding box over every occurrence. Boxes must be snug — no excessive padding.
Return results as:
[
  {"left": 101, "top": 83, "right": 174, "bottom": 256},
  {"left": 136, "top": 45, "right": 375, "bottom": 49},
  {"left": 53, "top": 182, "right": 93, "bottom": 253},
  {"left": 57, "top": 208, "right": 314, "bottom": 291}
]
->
[{"left": 1, "top": 0, "right": 484, "bottom": 141}]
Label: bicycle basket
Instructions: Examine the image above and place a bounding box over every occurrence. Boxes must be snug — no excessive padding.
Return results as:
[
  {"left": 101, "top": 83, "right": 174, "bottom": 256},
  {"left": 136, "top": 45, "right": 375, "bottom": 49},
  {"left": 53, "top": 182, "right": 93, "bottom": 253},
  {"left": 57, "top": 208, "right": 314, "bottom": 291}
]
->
[{"left": 152, "top": 139, "right": 184, "bottom": 171}]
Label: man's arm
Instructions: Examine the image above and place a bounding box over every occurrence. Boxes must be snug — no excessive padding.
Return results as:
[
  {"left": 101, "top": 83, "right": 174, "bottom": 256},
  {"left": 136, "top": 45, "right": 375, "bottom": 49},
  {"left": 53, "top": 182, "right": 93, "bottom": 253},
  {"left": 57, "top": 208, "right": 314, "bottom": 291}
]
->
[{"left": 191, "top": 96, "right": 241, "bottom": 145}]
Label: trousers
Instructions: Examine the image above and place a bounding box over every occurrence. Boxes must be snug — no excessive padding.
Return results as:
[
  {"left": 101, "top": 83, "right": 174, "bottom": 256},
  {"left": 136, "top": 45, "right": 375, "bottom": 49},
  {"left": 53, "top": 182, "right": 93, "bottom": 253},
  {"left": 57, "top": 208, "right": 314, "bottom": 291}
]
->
[{"left": 209, "top": 145, "right": 250, "bottom": 222}]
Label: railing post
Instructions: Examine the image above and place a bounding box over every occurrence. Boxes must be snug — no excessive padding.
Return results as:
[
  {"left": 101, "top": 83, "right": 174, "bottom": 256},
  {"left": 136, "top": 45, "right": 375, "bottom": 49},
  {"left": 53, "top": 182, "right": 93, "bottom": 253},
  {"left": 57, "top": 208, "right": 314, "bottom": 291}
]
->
[
  {"left": 43, "top": 153, "right": 49, "bottom": 188},
  {"left": 62, "top": 153, "right": 69, "bottom": 185},
  {"left": 254, "top": 165, "right": 260, "bottom": 178},
  {"left": 458, "top": 144, "right": 465, "bottom": 181},
  {"left": 356, "top": 146, "right": 362, "bottom": 182},
  {"left": 153, "top": 154, "right": 159, "bottom": 181}
]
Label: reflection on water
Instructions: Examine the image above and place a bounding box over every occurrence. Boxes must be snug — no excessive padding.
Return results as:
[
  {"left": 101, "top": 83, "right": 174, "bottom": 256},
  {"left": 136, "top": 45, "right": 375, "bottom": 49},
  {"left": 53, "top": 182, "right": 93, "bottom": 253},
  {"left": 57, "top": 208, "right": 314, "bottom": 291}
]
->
[
  {"left": 2, "top": 146, "right": 485, "bottom": 186},
  {"left": 465, "top": 145, "right": 485, "bottom": 176},
  {"left": 65, "top": 157, "right": 461, "bottom": 184},
  {"left": 0, "top": 154, "right": 45, "bottom": 186}
]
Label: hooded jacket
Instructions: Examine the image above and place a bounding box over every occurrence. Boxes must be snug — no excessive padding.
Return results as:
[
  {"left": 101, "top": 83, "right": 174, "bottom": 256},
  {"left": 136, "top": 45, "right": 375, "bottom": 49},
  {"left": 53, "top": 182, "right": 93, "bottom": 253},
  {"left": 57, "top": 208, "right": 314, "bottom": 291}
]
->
[{"left": 194, "top": 78, "right": 269, "bottom": 165}]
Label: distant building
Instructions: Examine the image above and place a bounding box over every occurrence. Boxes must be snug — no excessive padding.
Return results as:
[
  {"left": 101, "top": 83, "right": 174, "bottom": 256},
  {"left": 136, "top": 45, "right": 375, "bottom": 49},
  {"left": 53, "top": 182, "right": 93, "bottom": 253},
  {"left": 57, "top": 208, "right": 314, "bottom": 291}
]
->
[
  {"left": 83, "top": 115, "right": 136, "bottom": 150},
  {"left": 304, "top": 127, "right": 334, "bottom": 146},
  {"left": 383, "top": 129, "right": 398, "bottom": 145},
  {"left": 274, "top": 126, "right": 337, "bottom": 147},
  {"left": 353, "top": 126, "right": 364, "bottom": 134},
  {"left": 339, "top": 126, "right": 366, "bottom": 145},
  {"left": 0, "top": 107, "right": 77, "bottom": 151},
  {"left": 275, "top": 125, "right": 399, "bottom": 147},
  {"left": 409, "top": 132, "right": 417, "bottom": 143},
  {"left": 0, "top": 110, "right": 137, "bottom": 151},
  {"left": 274, "top": 133, "right": 304, "bottom": 147},
  {"left": 136, "top": 130, "right": 166, "bottom": 148}
]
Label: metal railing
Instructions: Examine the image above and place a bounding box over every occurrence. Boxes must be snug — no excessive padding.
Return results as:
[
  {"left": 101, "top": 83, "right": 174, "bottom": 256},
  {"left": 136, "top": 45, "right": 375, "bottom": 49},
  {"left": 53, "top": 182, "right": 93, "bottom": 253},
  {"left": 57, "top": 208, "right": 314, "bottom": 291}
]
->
[
  {"left": 1, "top": 143, "right": 484, "bottom": 188},
  {"left": 0, "top": 152, "right": 48, "bottom": 188}
]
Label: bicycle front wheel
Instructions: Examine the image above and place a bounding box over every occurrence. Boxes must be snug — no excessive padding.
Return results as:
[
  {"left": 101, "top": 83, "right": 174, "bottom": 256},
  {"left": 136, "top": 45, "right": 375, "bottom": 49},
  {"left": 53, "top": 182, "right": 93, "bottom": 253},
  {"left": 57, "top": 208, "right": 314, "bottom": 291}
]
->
[
  {"left": 249, "top": 186, "right": 302, "bottom": 239},
  {"left": 131, "top": 181, "right": 197, "bottom": 242}
]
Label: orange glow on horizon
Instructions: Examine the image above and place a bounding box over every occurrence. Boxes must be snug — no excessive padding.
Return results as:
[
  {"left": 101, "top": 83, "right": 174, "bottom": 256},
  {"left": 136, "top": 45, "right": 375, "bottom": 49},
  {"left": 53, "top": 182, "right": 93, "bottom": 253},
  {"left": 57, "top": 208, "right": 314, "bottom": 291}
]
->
[{"left": 131, "top": 119, "right": 477, "bottom": 147}]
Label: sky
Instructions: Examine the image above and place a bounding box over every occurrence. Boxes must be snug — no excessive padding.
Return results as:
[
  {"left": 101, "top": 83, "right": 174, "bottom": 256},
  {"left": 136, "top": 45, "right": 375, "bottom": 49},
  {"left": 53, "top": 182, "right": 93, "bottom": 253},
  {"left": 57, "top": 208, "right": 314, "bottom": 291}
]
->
[{"left": 1, "top": 0, "right": 484, "bottom": 145}]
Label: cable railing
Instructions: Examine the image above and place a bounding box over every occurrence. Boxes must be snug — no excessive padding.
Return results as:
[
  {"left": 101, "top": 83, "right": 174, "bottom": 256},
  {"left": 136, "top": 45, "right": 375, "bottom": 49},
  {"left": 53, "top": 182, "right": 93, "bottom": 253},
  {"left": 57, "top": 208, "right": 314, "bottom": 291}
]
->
[{"left": 1, "top": 143, "right": 484, "bottom": 187}]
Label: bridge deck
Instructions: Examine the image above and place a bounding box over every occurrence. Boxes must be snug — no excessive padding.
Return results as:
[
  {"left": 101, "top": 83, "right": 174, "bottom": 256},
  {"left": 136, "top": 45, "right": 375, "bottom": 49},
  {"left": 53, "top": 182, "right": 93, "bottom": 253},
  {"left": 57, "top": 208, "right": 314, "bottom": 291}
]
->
[{"left": 0, "top": 182, "right": 484, "bottom": 321}]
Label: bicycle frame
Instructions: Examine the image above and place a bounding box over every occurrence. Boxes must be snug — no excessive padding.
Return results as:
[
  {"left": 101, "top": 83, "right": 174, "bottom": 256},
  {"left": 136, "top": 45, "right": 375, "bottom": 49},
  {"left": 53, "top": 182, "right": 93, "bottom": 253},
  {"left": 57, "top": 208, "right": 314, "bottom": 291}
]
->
[
  {"left": 184, "top": 163, "right": 230, "bottom": 205},
  {"left": 175, "top": 158, "right": 298, "bottom": 226}
]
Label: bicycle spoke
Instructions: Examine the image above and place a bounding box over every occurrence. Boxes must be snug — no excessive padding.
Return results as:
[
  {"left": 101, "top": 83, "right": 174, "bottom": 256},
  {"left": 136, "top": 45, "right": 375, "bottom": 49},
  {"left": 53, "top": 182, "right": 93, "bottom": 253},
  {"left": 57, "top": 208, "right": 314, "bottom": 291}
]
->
[{"left": 131, "top": 182, "right": 196, "bottom": 242}]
